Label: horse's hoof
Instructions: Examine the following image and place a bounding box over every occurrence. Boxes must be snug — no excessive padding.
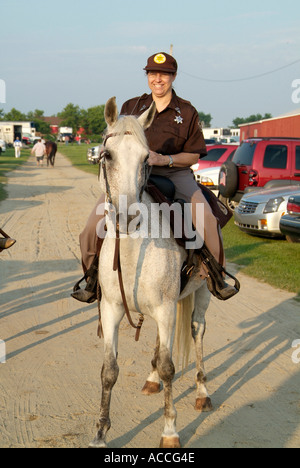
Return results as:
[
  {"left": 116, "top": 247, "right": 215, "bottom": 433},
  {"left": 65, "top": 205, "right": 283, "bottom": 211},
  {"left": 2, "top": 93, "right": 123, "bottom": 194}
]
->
[
  {"left": 159, "top": 436, "right": 181, "bottom": 448},
  {"left": 141, "top": 381, "right": 161, "bottom": 395},
  {"left": 195, "top": 397, "right": 213, "bottom": 412},
  {"left": 88, "top": 437, "right": 107, "bottom": 448}
]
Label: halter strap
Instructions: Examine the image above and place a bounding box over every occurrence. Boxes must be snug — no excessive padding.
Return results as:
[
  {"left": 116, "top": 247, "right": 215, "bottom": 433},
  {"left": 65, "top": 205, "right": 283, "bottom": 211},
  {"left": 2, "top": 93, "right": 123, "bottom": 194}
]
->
[
  {"left": 98, "top": 128, "right": 148, "bottom": 341},
  {"left": 103, "top": 131, "right": 133, "bottom": 145}
]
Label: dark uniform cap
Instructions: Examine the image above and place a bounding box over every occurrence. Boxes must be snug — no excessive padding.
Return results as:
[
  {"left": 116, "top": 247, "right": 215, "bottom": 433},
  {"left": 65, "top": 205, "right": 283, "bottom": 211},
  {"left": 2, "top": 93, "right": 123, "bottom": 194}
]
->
[{"left": 144, "top": 52, "right": 178, "bottom": 74}]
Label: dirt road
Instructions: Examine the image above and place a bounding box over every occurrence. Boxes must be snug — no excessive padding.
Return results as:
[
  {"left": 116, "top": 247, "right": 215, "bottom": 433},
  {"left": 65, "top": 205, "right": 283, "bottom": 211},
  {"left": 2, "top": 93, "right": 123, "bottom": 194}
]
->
[{"left": 0, "top": 152, "right": 299, "bottom": 448}]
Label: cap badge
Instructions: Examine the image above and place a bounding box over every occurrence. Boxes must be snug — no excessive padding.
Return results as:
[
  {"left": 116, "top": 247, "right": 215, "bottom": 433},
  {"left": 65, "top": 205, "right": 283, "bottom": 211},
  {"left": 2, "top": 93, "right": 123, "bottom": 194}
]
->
[
  {"left": 174, "top": 115, "right": 183, "bottom": 124},
  {"left": 154, "top": 53, "right": 166, "bottom": 64}
]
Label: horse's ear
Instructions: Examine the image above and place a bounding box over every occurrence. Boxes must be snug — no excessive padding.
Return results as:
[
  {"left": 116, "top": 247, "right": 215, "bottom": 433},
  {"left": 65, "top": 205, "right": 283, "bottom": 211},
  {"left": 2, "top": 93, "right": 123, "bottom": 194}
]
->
[
  {"left": 138, "top": 102, "right": 156, "bottom": 130},
  {"left": 105, "top": 97, "right": 118, "bottom": 127}
]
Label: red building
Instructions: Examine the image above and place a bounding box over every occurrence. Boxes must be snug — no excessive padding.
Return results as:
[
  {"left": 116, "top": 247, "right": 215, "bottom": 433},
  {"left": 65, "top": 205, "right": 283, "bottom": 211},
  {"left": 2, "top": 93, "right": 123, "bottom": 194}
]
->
[
  {"left": 239, "top": 109, "right": 300, "bottom": 141},
  {"left": 42, "top": 117, "right": 62, "bottom": 135}
]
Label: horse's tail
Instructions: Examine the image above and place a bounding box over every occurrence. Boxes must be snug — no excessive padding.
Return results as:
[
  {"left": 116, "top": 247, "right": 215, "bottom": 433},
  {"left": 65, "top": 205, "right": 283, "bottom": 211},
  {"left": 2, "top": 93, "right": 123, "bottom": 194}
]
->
[{"left": 174, "top": 293, "right": 195, "bottom": 374}]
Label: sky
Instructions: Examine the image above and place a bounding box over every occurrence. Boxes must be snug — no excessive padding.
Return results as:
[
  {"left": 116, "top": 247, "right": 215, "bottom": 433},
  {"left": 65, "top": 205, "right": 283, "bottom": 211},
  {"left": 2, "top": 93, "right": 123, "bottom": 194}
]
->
[{"left": 1, "top": 0, "right": 300, "bottom": 127}]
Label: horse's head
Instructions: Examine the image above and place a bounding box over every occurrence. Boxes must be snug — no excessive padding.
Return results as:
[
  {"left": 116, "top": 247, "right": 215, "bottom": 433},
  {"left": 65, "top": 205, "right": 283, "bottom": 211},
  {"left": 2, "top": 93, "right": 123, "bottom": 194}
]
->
[{"left": 100, "top": 97, "right": 156, "bottom": 230}]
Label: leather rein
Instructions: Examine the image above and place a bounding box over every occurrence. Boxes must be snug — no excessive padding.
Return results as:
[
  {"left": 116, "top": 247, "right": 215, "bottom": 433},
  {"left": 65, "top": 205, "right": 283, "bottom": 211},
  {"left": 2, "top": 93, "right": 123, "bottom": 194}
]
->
[{"left": 98, "top": 131, "right": 151, "bottom": 341}]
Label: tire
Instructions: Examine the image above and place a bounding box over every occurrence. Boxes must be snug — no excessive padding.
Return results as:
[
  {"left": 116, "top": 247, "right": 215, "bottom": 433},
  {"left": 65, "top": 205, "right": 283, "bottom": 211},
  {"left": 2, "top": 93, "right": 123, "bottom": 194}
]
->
[
  {"left": 219, "top": 195, "right": 239, "bottom": 214},
  {"left": 218, "top": 161, "right": 239, "bottom": 198},
  {"left": 286, "top": 235, "right": 300, "bottom": 243}
]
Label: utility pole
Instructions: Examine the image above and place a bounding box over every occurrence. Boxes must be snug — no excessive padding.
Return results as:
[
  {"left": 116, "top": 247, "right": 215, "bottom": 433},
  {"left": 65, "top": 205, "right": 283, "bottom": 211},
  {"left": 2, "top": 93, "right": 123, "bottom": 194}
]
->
[{"left": 169, "top": 44, "right": 173, "bottom": 56}]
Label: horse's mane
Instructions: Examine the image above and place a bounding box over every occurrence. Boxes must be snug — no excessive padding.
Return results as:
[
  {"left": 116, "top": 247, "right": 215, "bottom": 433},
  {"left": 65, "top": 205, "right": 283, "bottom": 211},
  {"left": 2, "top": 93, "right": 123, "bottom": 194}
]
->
[{"left": 105, "top": 115, "right": 149, "bottom": 149}]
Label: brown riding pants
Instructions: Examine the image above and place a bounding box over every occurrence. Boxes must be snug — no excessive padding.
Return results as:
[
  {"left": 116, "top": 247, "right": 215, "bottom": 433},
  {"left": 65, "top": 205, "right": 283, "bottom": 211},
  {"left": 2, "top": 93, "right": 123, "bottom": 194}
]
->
[{"left": 79, "top": 168, "right": 225, "bottom": 274}]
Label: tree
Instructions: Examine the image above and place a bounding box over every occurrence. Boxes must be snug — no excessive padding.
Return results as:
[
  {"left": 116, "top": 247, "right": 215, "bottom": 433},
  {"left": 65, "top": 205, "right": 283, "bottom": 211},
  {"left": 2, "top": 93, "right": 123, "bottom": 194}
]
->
[
  {"left": 57, "top": 103, "right": 82, "bottom": 132},
  {"left": 85, "top": 105, "right": 106, "bottom": 135},
  {"left": 198, "top": 111, "right": 212, "bottom": 128},
  {"left": 26, "top": 109, "right": 51, "bottom": 134},
  {"left": 232, "top": 113, "right": 272, "bottom": 127},
  {"left": 3, "top": 108, "right": 27, "bottom": 121},
  {"left": 0, "top": 109, "right": 4, "bottom": 120}
]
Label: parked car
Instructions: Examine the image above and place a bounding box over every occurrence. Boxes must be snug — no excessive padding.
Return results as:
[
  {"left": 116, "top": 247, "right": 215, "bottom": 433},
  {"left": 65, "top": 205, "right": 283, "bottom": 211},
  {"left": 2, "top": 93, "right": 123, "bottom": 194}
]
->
[
  {"left": 218, "top": 137, "right": 300, "bottom": 207},
  {"left": 234, "top": 185, "right": 300, "bottom": 238},
  {"left": 22, "top": 137, "right": 31, "bottom": 145},
  {"left": 279, "top": 194, "right": 300, "bottom": 243},
  {"left": 0, "top": 139, "right": 6, "bottom": 154},
  {"left": 194, "top": 166, "right": 239, "bottom": 213},
  {"left": 192, "top": 144, "right": 238, "bottom": 172},
  {"left": 87, "top": 145, "right": 101, "bottom": 164}
]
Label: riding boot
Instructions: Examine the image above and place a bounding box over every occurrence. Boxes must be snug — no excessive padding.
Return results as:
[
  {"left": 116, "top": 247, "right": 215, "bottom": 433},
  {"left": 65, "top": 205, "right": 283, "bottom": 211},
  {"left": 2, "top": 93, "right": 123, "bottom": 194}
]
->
[
  {"left": 0, "top": 237, "right": 16, "bottom": 251},
  {"left": 71, "top": 255, "right": 99, "bottom": 304},
  {"left": 199, "top": 244, "right": 240, "bottom": 301}
]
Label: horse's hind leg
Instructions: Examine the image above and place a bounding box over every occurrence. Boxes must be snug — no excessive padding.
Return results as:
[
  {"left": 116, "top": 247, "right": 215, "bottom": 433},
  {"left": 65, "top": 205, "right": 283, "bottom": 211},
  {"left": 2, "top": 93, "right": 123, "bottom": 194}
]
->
[
  {"left": 142, "top": 332, "right": 161, "bottom": 395},
  {"left": 192, "top": 284, "right": 213, "bottom": 412},
  {"left": 89, "top": 301, "right": 124, "bottom": 448}
]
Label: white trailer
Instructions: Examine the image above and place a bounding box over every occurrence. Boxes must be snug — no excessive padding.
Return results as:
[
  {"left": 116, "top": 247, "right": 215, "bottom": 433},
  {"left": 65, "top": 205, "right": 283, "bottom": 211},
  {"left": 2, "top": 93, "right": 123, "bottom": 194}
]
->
[{"left": 0, "top": 121, "right": 37, "bottom": 144}]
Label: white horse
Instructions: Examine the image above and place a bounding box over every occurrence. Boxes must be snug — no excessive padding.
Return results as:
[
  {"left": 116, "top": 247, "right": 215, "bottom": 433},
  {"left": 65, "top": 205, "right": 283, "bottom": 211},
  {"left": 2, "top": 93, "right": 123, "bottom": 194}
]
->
[{"left": 89, "top": 97, "right": 212, "bottom": 449}]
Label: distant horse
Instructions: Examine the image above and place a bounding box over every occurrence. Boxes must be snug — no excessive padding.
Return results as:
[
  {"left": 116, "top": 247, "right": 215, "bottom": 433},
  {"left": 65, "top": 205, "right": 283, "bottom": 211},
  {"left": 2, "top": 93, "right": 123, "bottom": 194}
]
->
[
  {"left": 45, "top": 141, "right": 57, "bottom": 167},
  {"left": 88, "top": 98, "right": 212, "bottom": 449}
]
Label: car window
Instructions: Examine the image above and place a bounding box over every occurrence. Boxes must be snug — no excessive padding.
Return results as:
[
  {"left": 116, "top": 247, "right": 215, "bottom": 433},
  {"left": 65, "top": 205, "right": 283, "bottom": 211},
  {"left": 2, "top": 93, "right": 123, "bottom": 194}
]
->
[
  {"left": 232, "top": 142, "right": 256, "bottom": 165},
  {"left": 227, "top": 150, "right": 236, "bottom": 161},
  {"left": 296, "top": 146, "right": 300, "bottom": 170},
  {"left": 263, "top": 145, "right": 287, "bottom": 169},
  {"left": 202, "top": 148, "right": 227, "bottom": 161}
]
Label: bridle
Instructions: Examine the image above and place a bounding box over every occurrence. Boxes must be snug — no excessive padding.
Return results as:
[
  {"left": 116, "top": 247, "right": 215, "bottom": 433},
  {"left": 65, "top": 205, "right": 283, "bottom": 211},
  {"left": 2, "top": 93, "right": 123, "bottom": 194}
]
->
[
  {"left": 97, "top": 130, "right": 152, "bottom": 341},
  {"left": 99, "top": 131, "right": 152, "bottom": 206}
]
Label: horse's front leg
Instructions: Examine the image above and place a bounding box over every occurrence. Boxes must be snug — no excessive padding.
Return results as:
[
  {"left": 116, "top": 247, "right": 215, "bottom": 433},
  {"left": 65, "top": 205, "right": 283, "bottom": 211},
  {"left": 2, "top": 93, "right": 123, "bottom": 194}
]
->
[
  {"left": 192, "top": 284, "right": 213, "bottom": 412},
  {"left": 156, "top": 305, "right": 181, "bottom": 449},
  {"left": 89, "top": 300, "right": 124, "bottom": 448},
  {"left": 142, "top": 332, "right": 161, "bottom": 395}
]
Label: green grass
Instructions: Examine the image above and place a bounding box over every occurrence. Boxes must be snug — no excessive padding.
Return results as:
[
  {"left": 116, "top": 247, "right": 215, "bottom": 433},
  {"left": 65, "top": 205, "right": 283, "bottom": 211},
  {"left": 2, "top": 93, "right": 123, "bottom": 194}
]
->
[
  {"left": 57, "top": 142, "right": 100, "bottom": 176},
  {"left": 223, "top": 218, "right": 300, "bottom": 295},
  {"left": 0, "top": 147, "right": 31, "bottom": 201}
]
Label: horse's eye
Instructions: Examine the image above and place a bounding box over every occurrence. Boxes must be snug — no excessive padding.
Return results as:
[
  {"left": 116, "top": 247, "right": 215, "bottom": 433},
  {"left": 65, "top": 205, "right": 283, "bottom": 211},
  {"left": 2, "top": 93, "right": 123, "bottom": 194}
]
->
[{"left": 104, "top": 151, "right": 112, "bottom": 161}]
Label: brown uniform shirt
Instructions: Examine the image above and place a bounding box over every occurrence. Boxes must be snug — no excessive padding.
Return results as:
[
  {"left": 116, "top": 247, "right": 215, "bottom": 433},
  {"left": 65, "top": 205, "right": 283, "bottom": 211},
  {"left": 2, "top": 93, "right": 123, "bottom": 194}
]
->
[{"left": 120, "top": 91, "right": 207, "bottom": 170}]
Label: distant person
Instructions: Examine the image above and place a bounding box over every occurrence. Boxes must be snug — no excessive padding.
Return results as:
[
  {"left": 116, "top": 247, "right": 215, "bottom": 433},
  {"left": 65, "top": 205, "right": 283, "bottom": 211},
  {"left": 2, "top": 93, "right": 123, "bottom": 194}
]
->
[
  {"left": 13, "top": 137, "right": 22, "bottom": 158},
  {"left": 31, "top": 140, "right": 46, "bottom": 166}
]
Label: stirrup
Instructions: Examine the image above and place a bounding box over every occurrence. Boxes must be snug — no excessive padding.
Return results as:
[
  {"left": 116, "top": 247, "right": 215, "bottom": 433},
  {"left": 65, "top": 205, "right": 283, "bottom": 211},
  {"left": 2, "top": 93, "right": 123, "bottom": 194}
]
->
[
  {"left": 71, "top": 256, "right": 99, "bottom": 303},
  {"left": 199, "top": 245, "right": 240, "bottom": 301},
  {"left": 206, "top": 270, "right": 240, "bottom": 301}
]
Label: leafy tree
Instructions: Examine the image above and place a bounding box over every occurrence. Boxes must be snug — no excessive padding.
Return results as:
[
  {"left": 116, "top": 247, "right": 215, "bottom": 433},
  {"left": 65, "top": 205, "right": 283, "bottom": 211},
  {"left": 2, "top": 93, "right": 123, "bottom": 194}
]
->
[
  {"left": 85, "top": 105, "right": 106, "bottom": 135},
  {"left": 232, "top": 113, "right": 272, "bottom": 127},
  {"left": 0, "top": 109, "right": 4, "bottom": 120},
  {"left": 57, "top": 103, "right": 82, "bottom": 132},
  {"left": 26, "top": 109, "right": 51, "bottom": 134},
  {"left": 198, "top": 111, "right": 212, "bottom": 128},
  {"left": 3, "top": 108, "right": 27, "bottom": 121},
  {"left": 27, "top": 109, "right": 45, "bottom": 120}
]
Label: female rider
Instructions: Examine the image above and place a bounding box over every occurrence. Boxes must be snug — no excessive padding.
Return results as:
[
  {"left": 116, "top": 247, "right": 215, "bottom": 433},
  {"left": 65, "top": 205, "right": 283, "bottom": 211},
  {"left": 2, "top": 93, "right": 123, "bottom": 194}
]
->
[{"left": 72, "top": 52, "right": 238, "bottom": 303}]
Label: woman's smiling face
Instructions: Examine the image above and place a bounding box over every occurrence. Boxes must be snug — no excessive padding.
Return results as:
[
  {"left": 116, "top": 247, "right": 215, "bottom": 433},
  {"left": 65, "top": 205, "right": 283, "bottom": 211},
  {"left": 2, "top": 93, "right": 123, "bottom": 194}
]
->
[{"left": 147, "top": 71, "right": 176, "bottom": 99}]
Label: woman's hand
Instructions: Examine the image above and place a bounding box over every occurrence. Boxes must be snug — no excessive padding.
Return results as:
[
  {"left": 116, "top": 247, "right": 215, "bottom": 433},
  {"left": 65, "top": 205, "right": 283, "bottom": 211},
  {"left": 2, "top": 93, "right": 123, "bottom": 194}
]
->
[
  {"left": 148, "top": 150, "right": 168, "bottom": 166},
  {"left": 147, "top": 150, "right": 200, "bottom": 168}
]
